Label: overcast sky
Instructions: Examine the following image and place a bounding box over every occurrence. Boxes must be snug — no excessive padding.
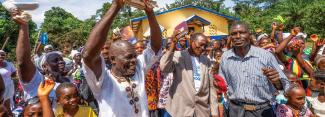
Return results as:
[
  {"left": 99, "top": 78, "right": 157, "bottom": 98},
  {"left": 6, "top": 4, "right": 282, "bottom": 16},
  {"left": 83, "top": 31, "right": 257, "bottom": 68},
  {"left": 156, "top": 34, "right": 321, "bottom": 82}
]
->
[{"left": 2, "top": 0, "right": 235, "bottom": 27}]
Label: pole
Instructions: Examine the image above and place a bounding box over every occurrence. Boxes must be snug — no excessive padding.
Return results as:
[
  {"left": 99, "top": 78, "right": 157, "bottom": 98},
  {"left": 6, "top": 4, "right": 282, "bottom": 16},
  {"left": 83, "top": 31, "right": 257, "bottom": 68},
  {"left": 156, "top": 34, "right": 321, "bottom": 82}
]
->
[{"left": 1, "top": 36, "right": 10, "bottom": 50}]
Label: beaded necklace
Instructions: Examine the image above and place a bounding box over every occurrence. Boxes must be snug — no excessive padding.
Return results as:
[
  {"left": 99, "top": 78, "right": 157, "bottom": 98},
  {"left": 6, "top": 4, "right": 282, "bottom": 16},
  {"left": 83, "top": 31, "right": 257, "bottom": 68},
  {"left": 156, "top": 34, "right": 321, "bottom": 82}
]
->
[{"left": 111, "top": 70, "right": 140, "bottom": 113}]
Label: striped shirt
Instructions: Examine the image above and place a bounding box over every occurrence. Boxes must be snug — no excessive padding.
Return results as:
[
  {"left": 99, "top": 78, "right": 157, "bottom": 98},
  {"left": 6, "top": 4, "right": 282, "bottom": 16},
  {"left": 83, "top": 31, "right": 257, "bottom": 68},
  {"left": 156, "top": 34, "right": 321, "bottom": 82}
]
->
[{"left": 218, "top": 46, "right": 290, "bottom": 104}]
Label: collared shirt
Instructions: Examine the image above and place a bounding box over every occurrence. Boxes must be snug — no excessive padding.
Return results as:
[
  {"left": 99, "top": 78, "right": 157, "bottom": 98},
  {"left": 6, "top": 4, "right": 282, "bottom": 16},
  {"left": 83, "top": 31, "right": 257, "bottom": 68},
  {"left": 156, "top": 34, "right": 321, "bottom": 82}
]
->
[
  {"left": 82, "top": 47, "right": 161, "bottom": 117},
  {"left": 218, "top": 46, "right": 290, "bottom": 104},
  {"left": 191, "top": 56, "right": 201, "bottom": 92}
]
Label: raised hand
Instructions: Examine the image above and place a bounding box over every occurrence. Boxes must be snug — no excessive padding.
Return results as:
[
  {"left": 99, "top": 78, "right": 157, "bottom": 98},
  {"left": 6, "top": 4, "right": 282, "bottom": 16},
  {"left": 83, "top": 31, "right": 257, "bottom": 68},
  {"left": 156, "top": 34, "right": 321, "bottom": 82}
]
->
[
  {"left": 291, "top": 27, "right": 301, "bottom": 36},
  {"left": 272, "top": 22, "right": 277, "bottom": 30},
  {"left": 37, "top": 78, "right": 55, "bottom": 98},
  {"left": 143, "top": 0, "right": 155, "bottom": 12},
  {"left": 10, "top": 9, "right": 28, "bottom": 25},
  {"left": 171, "top": 29, "right": 181, "bottom": 43},
  {"left": 278, "top": 24, "right": 285, "bottom": 31},
  {"left": 113, "top": 0, "right": 125, "bottom": 8},
  {"left": 290, "top": 29, "right": 298, "bottom": 36},
  {"left": 316, "top": 39, "right": 325, "bottom": 47}
]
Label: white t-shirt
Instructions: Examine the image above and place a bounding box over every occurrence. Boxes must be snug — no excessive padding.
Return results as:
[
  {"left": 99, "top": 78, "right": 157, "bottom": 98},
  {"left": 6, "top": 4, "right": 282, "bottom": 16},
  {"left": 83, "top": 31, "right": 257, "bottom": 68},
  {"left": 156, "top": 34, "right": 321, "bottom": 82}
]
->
[
  {"left": 82, "top": 47, "right": 161, "bottom": 117},
  {"left": 0, "top": 61, "right": 16, "bottom": 104},
  {"left": 317, "top": 45, "right": 325, "bottom": 55},
  {"left": 20, "top": 69, "right": 59, "bottom": 106},
  {"left": 307, "top": 96, "right": 325, "bottom": 117},
  {"left": 191, "top": 56, "right": 201, "bottom": 92}
]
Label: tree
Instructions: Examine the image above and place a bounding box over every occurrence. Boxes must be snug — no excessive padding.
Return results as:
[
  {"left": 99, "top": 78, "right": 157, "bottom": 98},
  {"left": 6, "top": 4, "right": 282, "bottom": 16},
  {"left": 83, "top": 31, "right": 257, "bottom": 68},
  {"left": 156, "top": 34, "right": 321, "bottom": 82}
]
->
[
  {"left": 0, "top": 5, "right": 37, "bottom": 61},
  {"left": 96, "top": 2, "right": 146, "bottom": 31},
  {"left": 233, "top": 0, "right": 325, "bottom": 37},
  {"left": 41, "top": 7, "right": 85, "bottom": 49}
]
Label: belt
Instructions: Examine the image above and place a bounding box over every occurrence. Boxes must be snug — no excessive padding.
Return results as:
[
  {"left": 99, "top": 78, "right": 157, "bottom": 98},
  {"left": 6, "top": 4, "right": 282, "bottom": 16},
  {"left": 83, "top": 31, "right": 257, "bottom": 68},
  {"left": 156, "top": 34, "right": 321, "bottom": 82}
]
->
[{"left": 230, "top": 100, "right": 270, "bottom": 111}]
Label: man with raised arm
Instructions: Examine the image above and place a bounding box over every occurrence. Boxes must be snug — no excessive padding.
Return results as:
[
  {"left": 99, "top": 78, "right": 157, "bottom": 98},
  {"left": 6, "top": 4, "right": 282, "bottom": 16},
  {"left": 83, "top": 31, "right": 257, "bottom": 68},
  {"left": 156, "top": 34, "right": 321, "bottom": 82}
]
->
[
  {"left": 82, "top": 0, "right": 162, "bottom": 116},
  {"left": 13, "top": 9, "right": 68, "bottom": 104}
]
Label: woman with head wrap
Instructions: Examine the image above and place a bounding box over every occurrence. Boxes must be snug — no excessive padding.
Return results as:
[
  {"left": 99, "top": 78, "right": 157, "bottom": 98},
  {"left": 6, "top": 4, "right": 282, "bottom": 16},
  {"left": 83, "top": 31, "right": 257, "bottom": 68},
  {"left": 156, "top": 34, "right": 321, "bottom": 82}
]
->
[
  {"left": 275, "top": 27, "right": 314, "bottom": 90},
  {"left": 12, "top": 10, "right": 69, "bottom": 109},
  {"left": 67, "top": 50, "right": 83, "bottom": 87}
]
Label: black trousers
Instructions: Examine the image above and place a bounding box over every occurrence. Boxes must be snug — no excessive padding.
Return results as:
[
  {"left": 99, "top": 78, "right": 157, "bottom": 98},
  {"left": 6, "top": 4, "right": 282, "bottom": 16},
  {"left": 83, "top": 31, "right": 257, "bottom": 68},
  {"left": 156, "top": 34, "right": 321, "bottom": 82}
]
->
[{"left": 228, "top": 102, "right": 275, "bottom": 117}]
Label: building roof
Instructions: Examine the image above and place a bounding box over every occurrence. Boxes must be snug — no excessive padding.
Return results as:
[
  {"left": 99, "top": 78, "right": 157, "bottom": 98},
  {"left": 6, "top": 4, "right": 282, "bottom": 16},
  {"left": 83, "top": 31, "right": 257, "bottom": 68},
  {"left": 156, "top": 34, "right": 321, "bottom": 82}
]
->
[
  {"left": 185, "top": 15, "right": 211, "bottom": 25},
  {"left": 131, "top": 4, "right": 239, "bottom": 22}
]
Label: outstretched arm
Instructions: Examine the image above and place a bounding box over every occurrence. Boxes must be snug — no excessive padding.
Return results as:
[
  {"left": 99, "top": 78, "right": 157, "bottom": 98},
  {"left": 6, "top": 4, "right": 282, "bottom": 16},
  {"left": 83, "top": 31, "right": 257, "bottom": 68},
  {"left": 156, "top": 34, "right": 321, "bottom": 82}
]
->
[
  {"left": 83, "top": 0, "right": 123, "bottom": 79},
  {"left": 275, "top": 28, "right": 298, "bottom": 63},
  {"left": 270, "top": 23, "right": 277, "bottom": 43},
  {"left": 294, "top": 50, "right": 314, "bottom": 76},
  {"left": 38, "top": 78, "right": 55, "bottom": 117},
  {"left": 144, "top": 4, "right": 162, "bottom": 53},
  {"left": 13, "top": 10, "right": 36, "bottom": 83}
]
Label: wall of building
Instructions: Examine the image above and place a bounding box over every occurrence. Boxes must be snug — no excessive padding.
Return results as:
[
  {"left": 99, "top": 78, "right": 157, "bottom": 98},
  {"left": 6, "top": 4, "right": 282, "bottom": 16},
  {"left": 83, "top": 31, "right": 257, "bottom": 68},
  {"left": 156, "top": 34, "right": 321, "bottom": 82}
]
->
[{"left": 135, "top": 7, "right": 230, "bottom": 40}]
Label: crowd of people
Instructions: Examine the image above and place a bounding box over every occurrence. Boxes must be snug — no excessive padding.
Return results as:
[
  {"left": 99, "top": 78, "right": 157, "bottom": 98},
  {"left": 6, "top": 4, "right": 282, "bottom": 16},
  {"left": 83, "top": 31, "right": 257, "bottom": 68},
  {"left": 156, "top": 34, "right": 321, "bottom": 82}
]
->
[{"left": 0, "top": 0, "right": 325, "bottom": 117}]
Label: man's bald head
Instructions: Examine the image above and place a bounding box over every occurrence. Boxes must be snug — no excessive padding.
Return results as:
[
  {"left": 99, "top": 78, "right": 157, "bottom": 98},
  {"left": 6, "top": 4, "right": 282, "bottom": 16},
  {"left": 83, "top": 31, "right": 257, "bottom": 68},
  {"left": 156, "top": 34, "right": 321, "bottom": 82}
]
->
[
  {"left": 109, "top": 40, "right": 137, "bottom": 77},
  {"left": 109, "top": 40, "right": 135, "bottom": 57}
]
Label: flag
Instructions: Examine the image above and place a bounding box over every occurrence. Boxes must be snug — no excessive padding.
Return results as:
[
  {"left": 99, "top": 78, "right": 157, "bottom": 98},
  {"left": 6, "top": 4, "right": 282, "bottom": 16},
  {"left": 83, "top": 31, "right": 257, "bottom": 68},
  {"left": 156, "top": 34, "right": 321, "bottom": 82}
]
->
[{"left": 39, "top": 32, "right": 48, "bottom": 45}]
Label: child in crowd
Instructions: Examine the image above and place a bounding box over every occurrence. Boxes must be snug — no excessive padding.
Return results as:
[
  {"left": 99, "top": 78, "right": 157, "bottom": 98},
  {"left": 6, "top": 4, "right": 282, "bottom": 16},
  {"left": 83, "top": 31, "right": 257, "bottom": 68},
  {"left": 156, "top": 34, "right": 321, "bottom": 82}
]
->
[
  {"left": 55, "top": 82, "right": 97, "bottom": 117},
  {"left": 23, "top": 78, "right": 55, "bottom": 117},
  {"left": 213, "top": 74, "right": 228, "bottom": 117},
  {"left": 276, "top": 84, "right": 313, "bottom": 117},
  {"left": 315, "top": 55, "right": 325, "bottom": 71},
  {"left": 276, "top": 70, "right": 302, "bottom": 105},
  {"left": 307, "top": 70, "right": 325, "bottom": 117}
]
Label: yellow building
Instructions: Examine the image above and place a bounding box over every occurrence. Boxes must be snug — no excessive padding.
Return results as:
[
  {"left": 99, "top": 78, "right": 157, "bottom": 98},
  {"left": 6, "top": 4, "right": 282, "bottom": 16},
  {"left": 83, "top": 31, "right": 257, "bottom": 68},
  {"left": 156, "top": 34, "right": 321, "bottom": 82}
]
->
[{"left": 131, "top": 4, "right": 239, "bottom": 40}]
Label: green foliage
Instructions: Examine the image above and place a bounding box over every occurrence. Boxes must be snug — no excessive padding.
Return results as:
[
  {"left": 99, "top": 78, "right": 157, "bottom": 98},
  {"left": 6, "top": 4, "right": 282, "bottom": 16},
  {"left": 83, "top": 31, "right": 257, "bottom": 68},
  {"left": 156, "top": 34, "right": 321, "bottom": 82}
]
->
[
  {"left": 233, "top": 0, "right": 325, "bottom": 37},
  {"left": 41, "top": 7, "right": 86, "bottom": 49},
  {"left": 96, "top": 2, "right": 145, "bottom": 32},
  {"left": 0, "top": 5, "right": 37, "bottom": 62}
]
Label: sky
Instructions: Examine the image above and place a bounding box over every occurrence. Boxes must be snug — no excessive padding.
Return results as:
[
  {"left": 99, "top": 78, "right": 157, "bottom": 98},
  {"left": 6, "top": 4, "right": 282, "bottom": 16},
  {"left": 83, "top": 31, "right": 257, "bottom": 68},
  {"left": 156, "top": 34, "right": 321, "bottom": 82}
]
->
[{"left": 2, "top": 0, "right": 235, "bottom": 27}]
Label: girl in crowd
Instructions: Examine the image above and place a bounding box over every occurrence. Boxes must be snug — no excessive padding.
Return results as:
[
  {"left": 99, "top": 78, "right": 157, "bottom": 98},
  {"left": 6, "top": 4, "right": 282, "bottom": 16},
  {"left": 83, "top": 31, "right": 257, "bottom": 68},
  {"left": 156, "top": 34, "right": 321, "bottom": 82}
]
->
[
  {"left": 0, "top": 50, "right": 17, "bottom": 110},
  {"left": 55, "top": 82, "right": 96, "bottom": 117},
  {"left": 307, "top": 70, "right": 325, "bottom": 117},
  {"left": 276, "top": 70, "right": 302, "bottom": 105},
  {"left": 276, "top": 84, "right": 313, "bottom": 117}
]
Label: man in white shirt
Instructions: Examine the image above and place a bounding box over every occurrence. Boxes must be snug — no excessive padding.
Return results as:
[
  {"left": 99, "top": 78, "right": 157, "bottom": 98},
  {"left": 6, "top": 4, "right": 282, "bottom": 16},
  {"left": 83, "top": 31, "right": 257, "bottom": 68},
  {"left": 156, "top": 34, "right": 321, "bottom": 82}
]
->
[{"left": 82, "top": 0, "right": 162, "bottom": 116}]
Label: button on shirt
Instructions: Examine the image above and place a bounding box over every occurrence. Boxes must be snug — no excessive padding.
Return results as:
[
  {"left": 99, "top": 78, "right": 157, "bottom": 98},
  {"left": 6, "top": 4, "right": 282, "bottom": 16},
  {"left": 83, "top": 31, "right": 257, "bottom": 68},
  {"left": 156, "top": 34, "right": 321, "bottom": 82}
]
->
[
  {"left": 218, "top": 46, "right": 290, "bottom": 104},
  {"left": 191, "top": 56, "right": 201, "bottom": 92},
  {"left": 82, "top": 47, "right": 161, "bottom": 117}
]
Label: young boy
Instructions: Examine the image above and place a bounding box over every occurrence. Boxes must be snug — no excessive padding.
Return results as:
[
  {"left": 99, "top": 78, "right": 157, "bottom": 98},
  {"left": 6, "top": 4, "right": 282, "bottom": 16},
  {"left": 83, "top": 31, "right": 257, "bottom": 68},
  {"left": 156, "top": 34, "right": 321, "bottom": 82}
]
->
[{"left": 55, "top": 82, "right": 96, "bottom": 117}]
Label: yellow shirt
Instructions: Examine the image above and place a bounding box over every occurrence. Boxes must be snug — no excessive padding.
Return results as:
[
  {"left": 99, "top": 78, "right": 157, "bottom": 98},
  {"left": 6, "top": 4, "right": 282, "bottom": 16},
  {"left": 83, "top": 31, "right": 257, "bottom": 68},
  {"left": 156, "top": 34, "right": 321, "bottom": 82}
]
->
[{"left": 56, "top": 105, "right": 97, "bottom": 117}]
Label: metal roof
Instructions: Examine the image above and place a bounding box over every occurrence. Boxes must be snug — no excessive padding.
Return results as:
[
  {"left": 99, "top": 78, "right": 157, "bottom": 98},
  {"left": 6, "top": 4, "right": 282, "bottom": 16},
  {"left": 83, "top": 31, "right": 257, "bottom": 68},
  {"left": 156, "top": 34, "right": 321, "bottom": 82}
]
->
[{"left": 131, "top": 4, "right": 239, "bottom": 22}]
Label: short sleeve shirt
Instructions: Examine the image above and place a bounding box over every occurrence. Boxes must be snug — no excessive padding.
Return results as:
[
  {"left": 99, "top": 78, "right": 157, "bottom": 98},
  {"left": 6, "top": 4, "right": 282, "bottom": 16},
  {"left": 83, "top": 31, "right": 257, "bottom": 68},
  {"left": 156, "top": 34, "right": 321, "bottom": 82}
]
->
[{"left": 82, "top": 47, "right": 161, "bottom": 117}]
